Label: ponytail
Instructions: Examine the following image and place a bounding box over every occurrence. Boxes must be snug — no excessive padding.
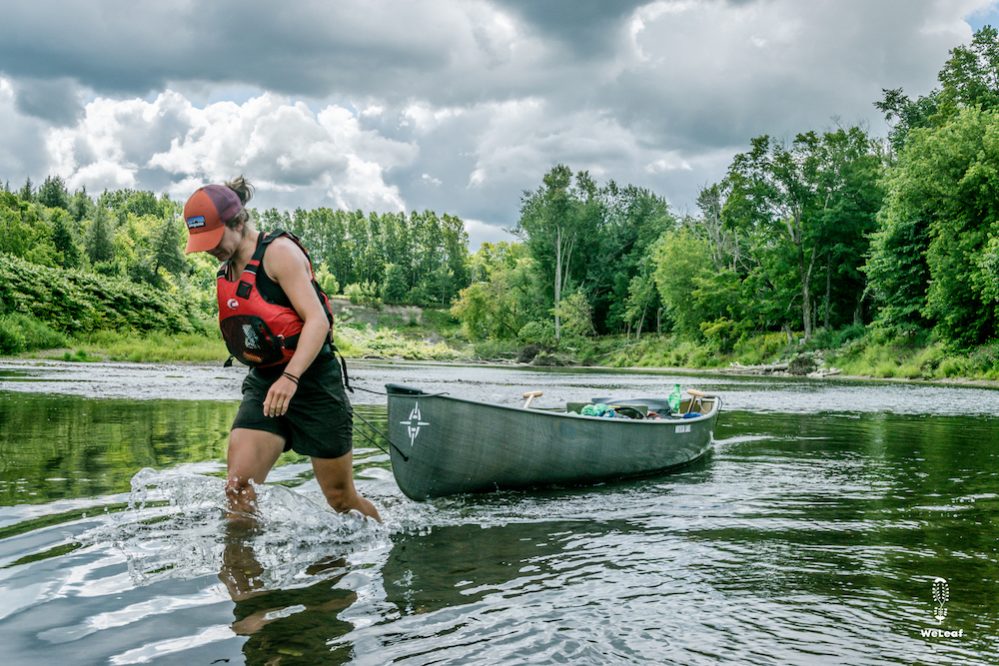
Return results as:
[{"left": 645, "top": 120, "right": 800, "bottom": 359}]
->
[
  {"left": 223, "top": 175, "right": 254, "bottom": 228},
  {"left": 224, "top": 175, "right": 254, "bottom": 206}
]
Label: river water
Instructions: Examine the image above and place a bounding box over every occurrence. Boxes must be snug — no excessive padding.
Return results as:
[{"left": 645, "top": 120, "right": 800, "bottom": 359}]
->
[{"left": 0, "top": 359, "right": 996, "bottom": 665}]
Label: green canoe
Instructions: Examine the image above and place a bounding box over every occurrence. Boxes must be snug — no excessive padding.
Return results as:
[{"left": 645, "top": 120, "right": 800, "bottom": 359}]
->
[{"left": 385, "top": 384, "right": 721, "bottom": 501}]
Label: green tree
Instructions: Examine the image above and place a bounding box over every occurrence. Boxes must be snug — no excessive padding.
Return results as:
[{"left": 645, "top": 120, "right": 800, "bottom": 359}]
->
[
  {"left": 877, "top": 25, "right": 999, "bottom": 152},
  {"left": 51, "top": 210, "right": 81, "bottom": 268},
  {"left": 875, "top": 107, "right": 999, "bottom": 345},
  {"left": 99, "top": 189, "right": 164, "bottom": 219},
  {"left": 17, "top": 177, "right": 34, "bottom": 202},
  {"left": 936, "top": 25, "right": 999, "bottom": 115},
  {"left": 381, "top": 263, "right": 408, "bottom": 303},
  {"left": 37, "top": 176, "right": 70, "bottom": 210},
  {"left": 622, "top": 257, "right": 660, "bottom": 338},
  {"left": 555, "top": 289, "right": 595, "bottom": 340},
  {"left": 696, "top": 183, "right": 738, "bottom": 271},
  {"left": 314, "top": 262, "right": 340, "bottom": 297},
  {"left": 85, "top": 207, "right": 115, "bottom": 265},
  {"left": 151, "top": 217, "right": 186, "bottom": 278},
  {"left": 0, "top": 191, "right": 57, "bottom": 266},
  {"left": 68, "top": 187, "right": 94, "bottom": 222},
  {"left": 723, "top": 128, "right": 882, "bottom": 340},
  {"left": 590, "top": 184, "right": 675, "bottom": 334},
  {"left": 517, "top": 165, "right": 602, "bottom": 343},
  {"left": 652, "top": 228, "right": 714, "bottom": 339},
  {"left": 451, "top": 242, "right": 543, "bottom": 340}
]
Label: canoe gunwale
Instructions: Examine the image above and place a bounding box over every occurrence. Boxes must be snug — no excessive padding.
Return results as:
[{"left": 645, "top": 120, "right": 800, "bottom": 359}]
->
[{"left": 385, "top": 383, "right": 721, "bottom": 425}]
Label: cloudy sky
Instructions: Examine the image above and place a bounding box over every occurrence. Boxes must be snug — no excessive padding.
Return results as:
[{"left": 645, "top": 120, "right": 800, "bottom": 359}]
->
[{"left": 1, "top": 0, "right": 996, "bottom": 247}]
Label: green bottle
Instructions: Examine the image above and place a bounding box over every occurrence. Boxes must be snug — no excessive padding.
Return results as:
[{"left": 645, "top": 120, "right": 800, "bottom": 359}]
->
[{"left": 668, "top": 383, "right": 682, "bottom": 414}]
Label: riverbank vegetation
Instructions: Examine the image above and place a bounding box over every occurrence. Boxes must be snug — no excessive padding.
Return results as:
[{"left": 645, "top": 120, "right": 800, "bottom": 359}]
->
[
  {"left": 448, "top": 26, "right": 999, "bottom": 380},
  {"left": 1, "top": 27, "right": 998, "bottom": 381}
]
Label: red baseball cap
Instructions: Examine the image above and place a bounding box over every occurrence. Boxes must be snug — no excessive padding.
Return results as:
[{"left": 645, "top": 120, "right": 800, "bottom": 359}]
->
[{"left": 183, "top": 184, "right": 243, "bottom": 254}]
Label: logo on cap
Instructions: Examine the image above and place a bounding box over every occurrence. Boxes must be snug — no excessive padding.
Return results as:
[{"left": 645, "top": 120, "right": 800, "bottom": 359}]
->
[
  {"left": 186, "top": 215, "right": 207, "bottom": 229},
  {"left": 227, "top": 298, "right": 239, "bottom": 310}
]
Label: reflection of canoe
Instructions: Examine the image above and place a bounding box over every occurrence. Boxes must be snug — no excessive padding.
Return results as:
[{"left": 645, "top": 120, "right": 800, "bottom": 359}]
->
[{"left": 386, "top": 384, "right": 721, "bottom": 501}]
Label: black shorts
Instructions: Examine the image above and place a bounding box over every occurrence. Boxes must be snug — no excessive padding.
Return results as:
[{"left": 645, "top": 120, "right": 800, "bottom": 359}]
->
[{"left": 232, "top": 353, "right": 352, "bottom": 459}]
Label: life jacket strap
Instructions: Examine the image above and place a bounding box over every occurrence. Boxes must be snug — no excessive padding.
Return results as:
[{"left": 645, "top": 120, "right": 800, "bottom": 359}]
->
[{"left": 330, "top": 343, "right": 352, "bottom": 392}]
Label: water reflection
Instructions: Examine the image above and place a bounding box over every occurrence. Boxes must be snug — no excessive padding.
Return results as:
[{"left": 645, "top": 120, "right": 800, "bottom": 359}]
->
[
  {"left": 219, "top": 522, "right": 357, "bottom": 663},
  {"left": 0, "top": 392, "right": 234, "bottom": 504},
  {"left": 381, "top": 520, "right": 632, "bottom": 617}
]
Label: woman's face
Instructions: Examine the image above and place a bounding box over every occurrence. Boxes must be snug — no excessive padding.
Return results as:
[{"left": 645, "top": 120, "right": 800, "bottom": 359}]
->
[{"left": 207, "top": 223, "right": 243, "bottom": 261}]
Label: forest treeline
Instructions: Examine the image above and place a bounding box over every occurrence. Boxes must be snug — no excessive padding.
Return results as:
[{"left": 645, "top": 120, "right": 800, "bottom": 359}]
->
[
  {"left": 0, "top": 176, "right": 473, "bottom": 351},
  {"left": 1, "top": 27, "right": 997, "bottom": 372},
  {"left": 453, "top": 26, "right": 999, "bottom": 362}
]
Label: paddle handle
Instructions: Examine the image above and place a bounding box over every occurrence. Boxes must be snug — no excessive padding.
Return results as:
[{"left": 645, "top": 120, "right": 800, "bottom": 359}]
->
[
  {"left": 522, "top": 390, "right": 543, "bottom": 409},
  {"left": 684, "top": 388, "right": 708, "bottom": 414}
]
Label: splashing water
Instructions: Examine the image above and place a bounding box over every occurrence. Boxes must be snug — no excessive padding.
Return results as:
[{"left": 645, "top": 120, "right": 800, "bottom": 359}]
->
[{"left": 79, "top": 467, "right": 391, "bottom": 590}]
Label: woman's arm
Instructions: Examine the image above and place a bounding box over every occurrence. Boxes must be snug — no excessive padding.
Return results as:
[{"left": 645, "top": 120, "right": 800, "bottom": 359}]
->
[{"left": 260, "top": 238, "right": 331, "bottom": 417}]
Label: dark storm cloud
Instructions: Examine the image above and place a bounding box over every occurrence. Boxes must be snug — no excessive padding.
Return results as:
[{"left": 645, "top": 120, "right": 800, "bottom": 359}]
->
[
  {"left": 11, "top": 77, "right": 84, "bottom": 126},
  {"left": 0, "top": 0, "right": 552, "bottom": 104},
  {"left": 590, "top": 0, "right": 967, "bottom": 152},
  {"left": 493, "top": 0, "right": 647, "bottom": 54},
  {"left": 0, "top": 81, "right": 52, "bottom": 183}
]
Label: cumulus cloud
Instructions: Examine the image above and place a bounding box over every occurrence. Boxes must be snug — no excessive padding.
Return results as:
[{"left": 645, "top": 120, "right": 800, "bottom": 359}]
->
[{"left": 43, "top": 91, "right": 416, "bottom": 211}]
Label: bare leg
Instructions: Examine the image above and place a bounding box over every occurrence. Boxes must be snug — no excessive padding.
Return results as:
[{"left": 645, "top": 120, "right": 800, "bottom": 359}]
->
[
  {"left": 312, "top": 452, "right": 381, "bottom": 522},
  {"left": 226, "top": 428, "right": 285, "bottom": 517}
]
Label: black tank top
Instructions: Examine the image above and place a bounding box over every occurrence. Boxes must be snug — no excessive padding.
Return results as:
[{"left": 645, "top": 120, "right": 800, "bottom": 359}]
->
[{"left": 252, "top": 234, "right": 292, "bottom": 307}]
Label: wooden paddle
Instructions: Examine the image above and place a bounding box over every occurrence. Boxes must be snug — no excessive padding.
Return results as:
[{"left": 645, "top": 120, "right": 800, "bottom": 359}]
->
[
  {"left": 685, "top": 388, "right": 707, "bottom": 414},
  {"left": 522, "top": 390, "right": 543, "bottom": 409}
]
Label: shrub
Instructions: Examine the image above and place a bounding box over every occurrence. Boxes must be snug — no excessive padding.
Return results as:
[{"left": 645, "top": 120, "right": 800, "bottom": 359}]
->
[
  {"left": 0, "top": 313, "right": 67, "bottom": 353},
  {"left": 343, "top": 281, "right": 382, "bottom": 308},
  {"left": 0, "top": 318, "right": 26, "bottom": 354},
  {"left": 700, "top": 317, "right": 737, "bottom": 353},
  {"left": 518, "top": 320, "right": 555, "bottom": 347},
  {"left": 731, "top": 331, "right": 787, "bottom": 365},
  {"left": 0, "top": 252, "right": 195, "bottom": 334}
]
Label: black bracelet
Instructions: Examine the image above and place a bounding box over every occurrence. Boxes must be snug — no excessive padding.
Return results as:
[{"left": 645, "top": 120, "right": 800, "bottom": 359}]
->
[{"left": 282, "top": 371, "right": 300, "bottom": 385}]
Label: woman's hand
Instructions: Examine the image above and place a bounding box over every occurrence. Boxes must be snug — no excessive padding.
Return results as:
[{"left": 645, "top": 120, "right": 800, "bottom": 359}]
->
[{"left": 263, "top": 376, "right": 298, "bottom": 417}]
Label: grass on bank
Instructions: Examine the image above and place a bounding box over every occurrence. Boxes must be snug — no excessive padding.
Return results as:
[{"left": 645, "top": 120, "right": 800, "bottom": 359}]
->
[
  {"left": 11, "top": 319, "right": 469, "bottom": 364},
  {"left": 552, "top": 326, "right": 999, "bottom": 381},
  {"left": 5, "top": 307, "right": 999, "bottom": 381},
  {"left": 828, "top": 337, "right": 999, "bottom": 380}
]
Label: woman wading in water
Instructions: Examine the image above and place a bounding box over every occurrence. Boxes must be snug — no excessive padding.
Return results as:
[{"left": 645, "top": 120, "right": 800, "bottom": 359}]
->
[{"left": 183, "top": 177, "right": 380, "bottom": 521}]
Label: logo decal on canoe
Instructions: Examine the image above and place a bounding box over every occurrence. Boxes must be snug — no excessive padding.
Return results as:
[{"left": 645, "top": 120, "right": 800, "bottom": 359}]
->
[
  {"left": 674, "top": 424, "right": 691, "bottom": 434},
  {"left": 401, "top": 402, "right": 429, "bottom": 447}
]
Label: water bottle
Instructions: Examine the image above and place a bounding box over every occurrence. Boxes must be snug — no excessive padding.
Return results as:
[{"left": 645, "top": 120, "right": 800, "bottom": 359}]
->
[{"left": 668, "top": 383, "right": 682, "bottom": 414}]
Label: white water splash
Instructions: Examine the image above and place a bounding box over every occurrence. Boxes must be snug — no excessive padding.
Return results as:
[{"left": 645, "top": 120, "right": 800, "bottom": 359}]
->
[{"left": 79, "top": 467, "right": 391, "bottom": 590}]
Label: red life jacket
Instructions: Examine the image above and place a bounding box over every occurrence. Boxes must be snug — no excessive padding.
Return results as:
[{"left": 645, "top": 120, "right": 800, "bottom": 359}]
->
[{"left": 217, "top": 230, "right": 334, "bottom": 368}]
